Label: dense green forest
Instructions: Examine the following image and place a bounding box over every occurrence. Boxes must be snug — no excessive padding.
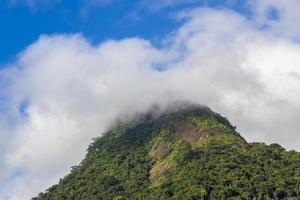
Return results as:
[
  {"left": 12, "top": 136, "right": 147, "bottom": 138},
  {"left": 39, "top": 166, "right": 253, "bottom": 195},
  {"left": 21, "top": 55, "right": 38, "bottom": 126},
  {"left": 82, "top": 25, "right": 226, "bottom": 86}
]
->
[{"left": 33, "top": 105, "right": 300, "bottom": 200}]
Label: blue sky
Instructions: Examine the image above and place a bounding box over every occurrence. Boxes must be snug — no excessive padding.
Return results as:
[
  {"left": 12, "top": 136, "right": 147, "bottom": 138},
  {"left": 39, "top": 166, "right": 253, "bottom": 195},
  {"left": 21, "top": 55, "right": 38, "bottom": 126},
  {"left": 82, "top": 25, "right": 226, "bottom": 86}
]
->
[{"left": 0, "top": 0, "right": 251, "bottom": 65}]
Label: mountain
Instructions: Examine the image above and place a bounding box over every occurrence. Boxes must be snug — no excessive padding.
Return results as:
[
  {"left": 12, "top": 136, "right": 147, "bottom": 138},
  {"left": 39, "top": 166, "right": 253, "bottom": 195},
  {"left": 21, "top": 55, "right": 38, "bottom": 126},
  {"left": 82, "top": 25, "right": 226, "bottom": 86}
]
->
[{"left": 33, "top": 104, "right": 300, "bottom": 200}]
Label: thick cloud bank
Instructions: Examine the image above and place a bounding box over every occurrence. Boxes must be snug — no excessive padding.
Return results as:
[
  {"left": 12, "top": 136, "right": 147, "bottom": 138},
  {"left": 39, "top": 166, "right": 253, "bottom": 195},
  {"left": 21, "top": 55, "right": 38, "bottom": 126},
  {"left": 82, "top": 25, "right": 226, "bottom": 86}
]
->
[{"left": 1, "top": 2, "right": 300, "bottom": 199}]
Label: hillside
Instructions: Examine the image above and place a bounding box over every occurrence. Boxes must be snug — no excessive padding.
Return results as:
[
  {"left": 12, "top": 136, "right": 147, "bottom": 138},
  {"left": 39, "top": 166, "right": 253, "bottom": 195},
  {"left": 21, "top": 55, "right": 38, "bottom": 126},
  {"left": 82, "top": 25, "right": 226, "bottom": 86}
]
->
[{"left": 33, "top": 104, "right": 300, "bottom": 199}]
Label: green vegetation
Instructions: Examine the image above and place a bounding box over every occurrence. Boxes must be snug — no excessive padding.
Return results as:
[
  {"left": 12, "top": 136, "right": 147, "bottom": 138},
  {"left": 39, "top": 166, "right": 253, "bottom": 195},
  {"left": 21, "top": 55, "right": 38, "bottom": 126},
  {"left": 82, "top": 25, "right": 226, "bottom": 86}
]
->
[{"left": 33, "top": 105, "right": 300, "bottom": 200}]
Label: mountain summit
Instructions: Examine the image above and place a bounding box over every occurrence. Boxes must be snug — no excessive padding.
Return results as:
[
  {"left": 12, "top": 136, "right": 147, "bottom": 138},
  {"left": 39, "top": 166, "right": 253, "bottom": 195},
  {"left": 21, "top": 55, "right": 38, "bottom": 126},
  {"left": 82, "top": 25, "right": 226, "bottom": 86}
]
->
[{"left": 34, "top": 104, "right": 300, "bottom": 199}]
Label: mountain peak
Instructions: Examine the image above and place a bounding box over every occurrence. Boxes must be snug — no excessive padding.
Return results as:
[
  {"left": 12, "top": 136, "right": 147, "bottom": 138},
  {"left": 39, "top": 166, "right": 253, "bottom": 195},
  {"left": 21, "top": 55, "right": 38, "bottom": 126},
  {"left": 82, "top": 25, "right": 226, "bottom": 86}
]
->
[
  {"left": 34, "top": 104, "right": 300, "bottom": 200},
  {"left": 109, "top": 103, "right": 240, "bottom": 147}
]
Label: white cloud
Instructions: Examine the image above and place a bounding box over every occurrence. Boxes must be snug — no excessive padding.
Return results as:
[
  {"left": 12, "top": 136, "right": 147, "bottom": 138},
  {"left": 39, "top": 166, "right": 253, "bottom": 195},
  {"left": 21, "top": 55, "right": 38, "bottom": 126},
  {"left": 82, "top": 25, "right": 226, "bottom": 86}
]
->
[
  {"left": 1, "top": 4, "right": 300, "bottom": 200},
  {"left": 251, "top": 0, "right": 300, "bottom": 39}
]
